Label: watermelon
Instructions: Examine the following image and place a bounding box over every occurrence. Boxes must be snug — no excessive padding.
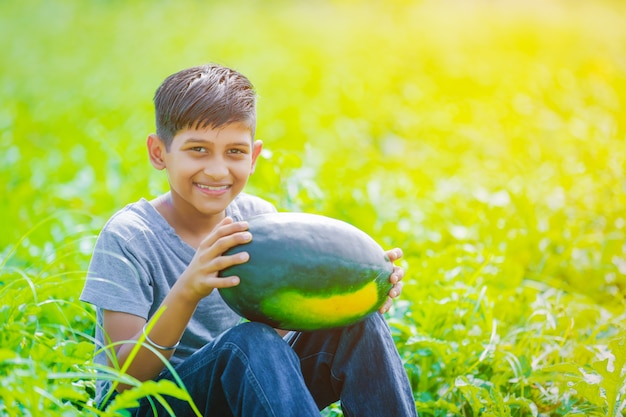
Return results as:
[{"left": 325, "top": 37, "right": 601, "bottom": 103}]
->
[{"left": 218, "top": 212, "right": 394, "bottom": 331}]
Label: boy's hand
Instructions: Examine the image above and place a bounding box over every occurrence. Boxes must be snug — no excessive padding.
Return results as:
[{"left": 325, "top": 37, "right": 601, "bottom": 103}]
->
[
  {"left": 175, "top": 217, "right": 251, "bottom": 303},
  {"left": 379, "top": 248, "right": 405, "bottom": 314}
]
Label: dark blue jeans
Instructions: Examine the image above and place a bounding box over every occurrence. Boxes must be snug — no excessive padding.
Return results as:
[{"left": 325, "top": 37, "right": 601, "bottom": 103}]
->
[{"left": 127, "top": 313, "right": 417, "bottom": 416}]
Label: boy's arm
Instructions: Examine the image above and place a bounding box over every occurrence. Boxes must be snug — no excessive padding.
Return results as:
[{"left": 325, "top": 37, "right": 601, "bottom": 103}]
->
[
  {"left": 102, "top": 284, "right": 197, "bottom": 388},
  {"left": 378, "top": 248, "right": 406, "bottom": 314},
  {"left": 105, "top": 217, "right": 252, "bottom": 391}
]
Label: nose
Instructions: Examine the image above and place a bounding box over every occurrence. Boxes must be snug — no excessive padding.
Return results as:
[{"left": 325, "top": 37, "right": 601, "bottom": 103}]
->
[{"left": 202, "top": 158, "right": 229, "bottom": 180}]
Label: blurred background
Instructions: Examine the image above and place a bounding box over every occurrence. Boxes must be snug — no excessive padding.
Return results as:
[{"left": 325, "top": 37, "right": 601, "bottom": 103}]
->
[
  {"left": 1, "top": 0, "right": 625, "bottom": 414},
  {"left": 2, "top": 0, "right": 624, "bottom": 299}
]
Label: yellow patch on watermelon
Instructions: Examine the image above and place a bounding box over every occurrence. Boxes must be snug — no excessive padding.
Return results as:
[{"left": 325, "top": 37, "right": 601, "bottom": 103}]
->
[{"left": 260, "top": 281, "right": 381, "bottom": 329}]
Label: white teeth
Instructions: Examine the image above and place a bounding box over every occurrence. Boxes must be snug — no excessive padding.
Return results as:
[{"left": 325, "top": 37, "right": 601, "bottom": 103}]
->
[{"left": 197, "top": 184, "right": 228, "bottom": 190}]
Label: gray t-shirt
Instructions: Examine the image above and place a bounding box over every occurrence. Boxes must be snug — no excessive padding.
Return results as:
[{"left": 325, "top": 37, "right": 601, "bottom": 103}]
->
[{"left": 80, "top": 192, "right": 276, "bottom": 401}]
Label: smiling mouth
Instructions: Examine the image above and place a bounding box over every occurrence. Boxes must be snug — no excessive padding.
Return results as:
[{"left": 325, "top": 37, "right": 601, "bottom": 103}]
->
[{"left": 195, "top": 183, "right": 230, "bottom": 191}]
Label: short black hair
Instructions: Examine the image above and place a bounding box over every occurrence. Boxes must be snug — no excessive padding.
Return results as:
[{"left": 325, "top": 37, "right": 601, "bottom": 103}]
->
[{"left": 154, "top": 64, "right": 256, "bottom": 149}]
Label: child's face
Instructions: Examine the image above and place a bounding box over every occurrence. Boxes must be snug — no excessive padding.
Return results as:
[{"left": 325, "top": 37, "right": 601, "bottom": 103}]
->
[{"left": 155, "top": 122, "right": 262, "bottom": 219}]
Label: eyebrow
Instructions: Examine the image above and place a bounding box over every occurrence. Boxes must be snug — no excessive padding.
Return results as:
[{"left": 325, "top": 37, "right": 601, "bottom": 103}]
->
[{"left": 183, "top": 138, "right": 251, "bottom": 148}]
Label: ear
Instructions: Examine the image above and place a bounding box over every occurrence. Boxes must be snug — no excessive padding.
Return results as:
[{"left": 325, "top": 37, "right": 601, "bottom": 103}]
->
[
  {"left": 250, "top": 140, "right": 263, "bottom": 174},
  {"left": 147, "top": 134, "right": 167, "bottom": 170}
]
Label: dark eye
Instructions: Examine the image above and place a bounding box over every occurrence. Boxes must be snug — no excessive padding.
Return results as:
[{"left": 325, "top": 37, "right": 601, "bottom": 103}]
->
[{"left": 191, "top": 146, "right": 208, "bottom": 153}]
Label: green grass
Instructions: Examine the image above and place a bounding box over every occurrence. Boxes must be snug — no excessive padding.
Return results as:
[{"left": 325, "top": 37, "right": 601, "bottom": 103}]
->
[{"left": 1, "top": 0, "right": 626, "bottom": 415}]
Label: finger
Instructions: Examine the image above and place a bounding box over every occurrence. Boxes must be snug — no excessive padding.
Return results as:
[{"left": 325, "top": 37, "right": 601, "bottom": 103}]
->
[
  {"left": 385, "top": 247, "right": 403, "bottom": 262},
  {"left": 197, "top": 230, "right": 253, "bottom": 265},
  {"left": 390, "top": 281, "right": 404, "bottom": 298},
  {"left": 210, "top": 250, "right": 250, "bottom": 272},
  {"left": 220, "top": 216, "right": 235, "bottom": 225},
  {"left": 208, "top": 275, "right": 241, "bottom": 289},
  {"left": 378, "top": 297, "right": 393, "bottom": 314},
  {"left": 388, "top": 286, "right": 397, "bottom": 298},
  {"left": 388, "top": 266, "right": 405, "bottom": 285},
  {"left": 217, "top": 231, "right": 253, "bottom": 255},
  {"left": 393, "top": 265, "right": 405, "bottom": 281},
  {"left": 199, "top": 219, "right": 249, "bottom": 249}
]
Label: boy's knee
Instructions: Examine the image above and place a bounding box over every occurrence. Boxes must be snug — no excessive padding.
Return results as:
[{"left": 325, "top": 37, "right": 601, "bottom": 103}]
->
[
  {"left": 348, "top": 312, "right": 390, "bottom": 337},
  {"left": 212, "top": 322, "right": 301, "bottom": 380},
  {"left": 216, "top": 322, "right": 291, "bottom": 356},
  {"left": 362, "top": 312, "right": 391, "bottom": 332},
  {"left": 338, "top": 313, "right": 396, "bottom": 354}
]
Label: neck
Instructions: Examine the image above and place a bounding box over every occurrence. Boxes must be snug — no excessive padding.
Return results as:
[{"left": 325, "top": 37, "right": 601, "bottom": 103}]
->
[{"left": 151, "top": 192, "right": 226, "bottom": 248}]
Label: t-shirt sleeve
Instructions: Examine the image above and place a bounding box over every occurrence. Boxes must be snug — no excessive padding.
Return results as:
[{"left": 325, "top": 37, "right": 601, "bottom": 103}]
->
[
  {"left": 233, "top": 193, "right": 278, "bottom": 219},
  {"left": 81, "top": 227, "right": 154, "bottom": 319}
]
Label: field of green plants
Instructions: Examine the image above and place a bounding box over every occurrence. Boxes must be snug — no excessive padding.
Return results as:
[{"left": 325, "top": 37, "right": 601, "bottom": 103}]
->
[{"left": 1, "top": 0, "right": 625, "bottom": 415}]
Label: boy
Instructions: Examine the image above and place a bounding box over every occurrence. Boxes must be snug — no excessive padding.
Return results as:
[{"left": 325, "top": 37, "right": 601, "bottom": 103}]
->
[{"left": 81, "top": 63, "right": 418, "bottom": 416}]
